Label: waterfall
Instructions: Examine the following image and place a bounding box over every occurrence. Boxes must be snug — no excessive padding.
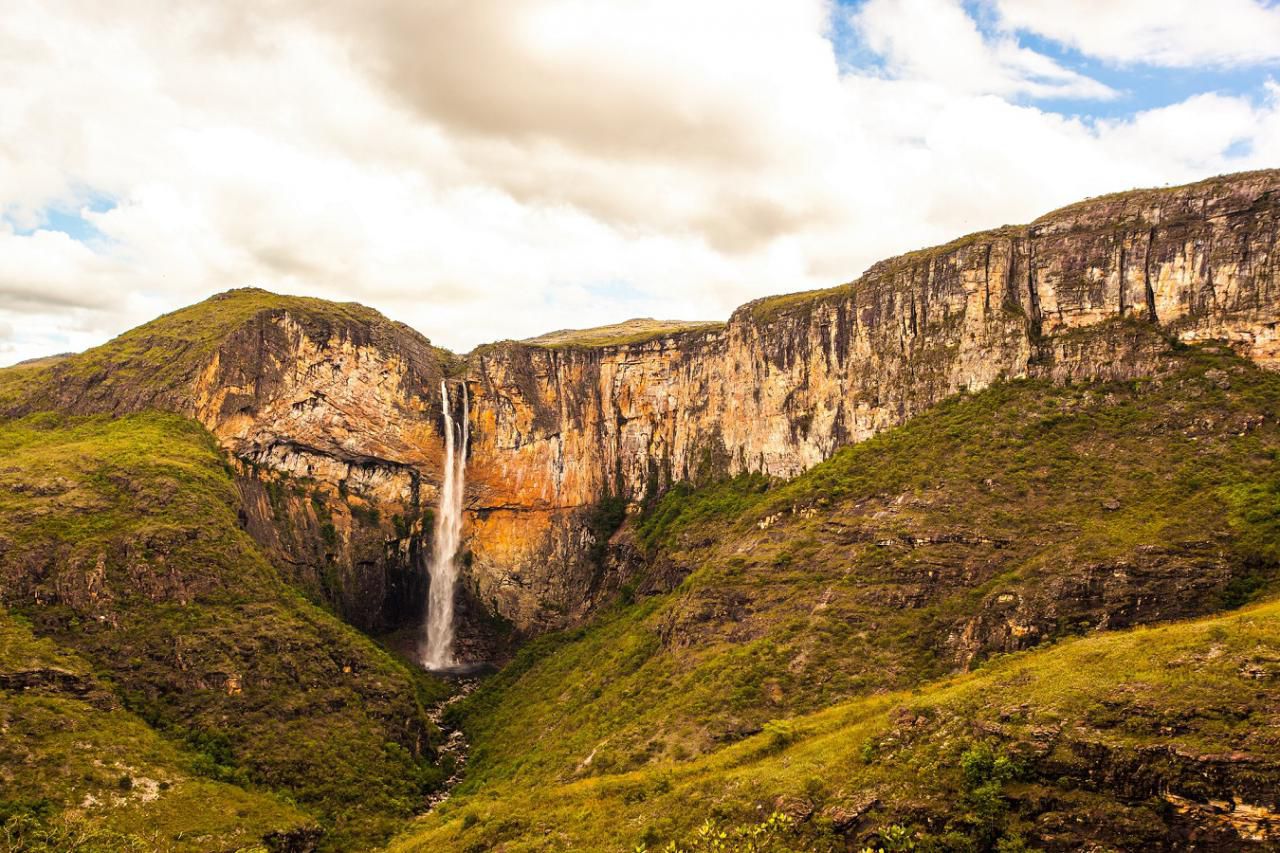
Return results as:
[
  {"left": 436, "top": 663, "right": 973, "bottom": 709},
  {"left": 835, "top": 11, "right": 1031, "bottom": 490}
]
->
[{"left": 421, "top": 380, "right": 468, "bottom": 670}]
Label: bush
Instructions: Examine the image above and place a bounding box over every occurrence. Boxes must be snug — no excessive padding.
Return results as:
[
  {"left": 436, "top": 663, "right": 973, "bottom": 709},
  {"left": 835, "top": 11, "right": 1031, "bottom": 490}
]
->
[
  {"left": 636, "top": 811, "right": 809, "bottom": 853},
  {"left": 350, "top": 502, "right": 381, "bottom": 526},
  {"left": 586, "top": 495, "right": 629, "bottom": 567},
  {"left": 956, "top": 743, "right": 1023, "bottom": 847},
  {"left": 762, "top": 719, "right": 801, "bottom": 753}
]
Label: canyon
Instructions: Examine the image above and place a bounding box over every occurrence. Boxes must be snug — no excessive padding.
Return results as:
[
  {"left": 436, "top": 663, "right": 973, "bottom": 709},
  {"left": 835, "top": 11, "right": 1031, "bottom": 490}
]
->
[
  {"left": 10, "top": 169, "right": 1279, "bottom": 654},
  {"left": 4, "top": 168, "right": 1280, "bottom": 851}
]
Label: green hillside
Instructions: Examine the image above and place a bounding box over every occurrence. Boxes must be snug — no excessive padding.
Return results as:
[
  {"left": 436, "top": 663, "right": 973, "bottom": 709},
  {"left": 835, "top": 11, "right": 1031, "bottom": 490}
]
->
[
  {"left": 0, "top": 411, "right": 449, "bottom": 850},
  {"left": 0, "top": 287, "right": 443, "bottom": 416},
  {"left": 392, "top": 332, "right": 1280, "bottom": 851},
  {"left": 396, "top": 595, "right": 1280, "bottom": 852},
  {"left": 1, "top": 609, "right": 314, "bottom": 851}
]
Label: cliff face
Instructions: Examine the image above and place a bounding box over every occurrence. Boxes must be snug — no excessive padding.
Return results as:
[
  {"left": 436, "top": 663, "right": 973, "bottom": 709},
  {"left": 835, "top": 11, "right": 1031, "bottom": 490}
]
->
[
  {"left": 462, "top": 170, "right": 1280, "bottom": 631},
  {"left": 187, "top": 307, "right": 447, "bottom": 632},
  {"left": 3, "top": 292, "right": 462, "bottom": 635},
  {"left": 6, "top": 170, "right": 1279, "bottom": 646}
]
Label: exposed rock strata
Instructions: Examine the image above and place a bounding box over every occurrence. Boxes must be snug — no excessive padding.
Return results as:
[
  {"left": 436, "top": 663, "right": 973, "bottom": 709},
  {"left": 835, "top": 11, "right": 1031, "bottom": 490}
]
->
[{"left": 465, "top": 170, "right": 1280, "bottom": 629}]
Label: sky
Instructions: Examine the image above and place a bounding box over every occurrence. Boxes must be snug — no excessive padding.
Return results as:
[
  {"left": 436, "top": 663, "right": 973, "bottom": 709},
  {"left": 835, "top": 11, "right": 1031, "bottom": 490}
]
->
[{"left": 2, "top": 0, "right": 1280, "bottom": 364}]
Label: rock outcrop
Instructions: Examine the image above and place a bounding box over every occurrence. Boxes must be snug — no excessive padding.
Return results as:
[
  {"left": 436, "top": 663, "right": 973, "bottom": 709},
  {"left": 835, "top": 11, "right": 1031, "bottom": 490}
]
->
[{"left": 3, "top": 292, "right": 460, "bottom": 635}]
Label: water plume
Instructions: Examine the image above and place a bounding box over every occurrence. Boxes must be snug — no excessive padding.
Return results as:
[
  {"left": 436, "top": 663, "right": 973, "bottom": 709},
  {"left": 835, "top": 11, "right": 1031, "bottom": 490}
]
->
[{"left": 422, "top": 380, "right": 468, "bottom": 670}]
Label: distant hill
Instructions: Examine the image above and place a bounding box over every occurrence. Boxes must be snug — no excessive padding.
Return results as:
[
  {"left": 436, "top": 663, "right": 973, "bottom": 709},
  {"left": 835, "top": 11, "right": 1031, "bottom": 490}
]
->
[{"left": 523, "top": 317, "right": 723, "bottom": 348}]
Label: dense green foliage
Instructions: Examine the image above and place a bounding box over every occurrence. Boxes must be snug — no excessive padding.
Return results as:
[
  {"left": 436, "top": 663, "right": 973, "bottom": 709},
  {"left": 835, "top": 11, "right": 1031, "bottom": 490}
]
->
[{"left": 0, "top": 412, "right": 447, "bottom": 850}]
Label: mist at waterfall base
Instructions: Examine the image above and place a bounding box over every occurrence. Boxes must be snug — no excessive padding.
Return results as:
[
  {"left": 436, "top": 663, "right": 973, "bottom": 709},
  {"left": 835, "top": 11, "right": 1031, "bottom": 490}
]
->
[{"left": 420, "top": 381, "right": 468, "bottom": 671}]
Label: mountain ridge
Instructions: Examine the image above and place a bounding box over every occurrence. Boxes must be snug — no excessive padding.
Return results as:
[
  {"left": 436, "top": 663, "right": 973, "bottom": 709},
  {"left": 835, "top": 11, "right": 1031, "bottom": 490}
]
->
[{"left": 4, "top": 168, "right": 1280, "bottom": 645}]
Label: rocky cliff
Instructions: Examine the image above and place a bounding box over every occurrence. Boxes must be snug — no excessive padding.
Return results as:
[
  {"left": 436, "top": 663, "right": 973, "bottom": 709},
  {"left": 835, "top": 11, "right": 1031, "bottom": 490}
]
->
[
  {"left": 463, "top": 169, "right": 1280, "bottom": 631},
  {"left": 1, "top": 291, "right": 461, "bottom": 637},
  {"left": 6, "top": 170, "right": 1279, "bottom": 647}
]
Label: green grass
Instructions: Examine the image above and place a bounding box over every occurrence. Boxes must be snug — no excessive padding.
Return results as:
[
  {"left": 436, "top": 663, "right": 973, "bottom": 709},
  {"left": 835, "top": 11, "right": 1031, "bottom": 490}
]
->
[
  {"left": 391, "top": 338, "right": 1280, "bottom": 851},
  {"left": 0, "top": 287, "right": 433, "bottom": 414},
  {"left": 0, "top": 608, "right": 314, "bottom": 851},
  {"left": 521, "top": 318, "right": 724, "bottom": 350},
  {"left": 0, "top": 362, "right": 56, "bottom": 413},
  {"left": 396, "top": 597, "right": 1280, "bottom": 851},
  {"left": 0, "top": 411, "right": 449, "bottom": 850},
  {"left": 742, "top": 284, "right": 854, "bottom": 323},
  {"left": 634, "top": 473, "right": 772, "bottom": 553}
]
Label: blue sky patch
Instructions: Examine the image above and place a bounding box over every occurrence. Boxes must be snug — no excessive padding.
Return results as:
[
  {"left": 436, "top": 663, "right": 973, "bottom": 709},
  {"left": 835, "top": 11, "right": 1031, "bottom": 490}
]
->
[
  {"left": 833, "top": 0, "right": 1280, "bottom": 121},
  {"left": 9, "top": 193, "right": 116, "bottom": 243}
]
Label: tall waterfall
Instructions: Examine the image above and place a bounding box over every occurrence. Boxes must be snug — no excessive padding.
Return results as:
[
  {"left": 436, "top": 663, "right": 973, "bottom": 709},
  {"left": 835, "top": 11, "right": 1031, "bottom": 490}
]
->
[{"left": 421, "top": 380, "right": 468, "bottom": 670}]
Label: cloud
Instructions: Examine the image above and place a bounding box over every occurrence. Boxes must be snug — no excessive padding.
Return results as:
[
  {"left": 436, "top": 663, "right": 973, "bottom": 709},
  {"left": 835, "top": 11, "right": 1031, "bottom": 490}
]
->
[
  {"left": 0, "top": 0, "right": 1278, "bottom": 366},
  {"left": 853, "top": 0, "right": 1117, "bottom": 99},
  {"left": 992, "top": 0, "right": 1280, "bottom": 67}
]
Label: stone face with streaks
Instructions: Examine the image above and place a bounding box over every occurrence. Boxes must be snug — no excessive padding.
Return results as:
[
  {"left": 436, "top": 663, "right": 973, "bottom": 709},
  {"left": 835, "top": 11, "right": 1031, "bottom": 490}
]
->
[{"left": 462, "top": 170, "right": 1280, "bottom": 631}]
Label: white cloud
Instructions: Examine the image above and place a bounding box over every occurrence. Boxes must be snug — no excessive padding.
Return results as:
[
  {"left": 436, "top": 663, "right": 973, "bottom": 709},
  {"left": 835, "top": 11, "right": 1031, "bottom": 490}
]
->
[
  {"left": 853, "top": 0, "right": 1117, "bottom": 99},
  {"left": 0, "top": 0, "right": 1278, "bottom": 365},
  {"left": 993, "top": 0, "right": 1280, "bottom": 67}
]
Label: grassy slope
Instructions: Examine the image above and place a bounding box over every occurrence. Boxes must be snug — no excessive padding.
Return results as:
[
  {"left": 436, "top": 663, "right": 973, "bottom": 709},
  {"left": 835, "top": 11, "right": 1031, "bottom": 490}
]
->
[
  {"left": 397, "top": 598, "right": 1280, "bottom": 852},
  {"left": 0, "top": 287, "right": 427, "bottom": 413},
  {"left": 0, "top": 609, "right": 313, "bottom": 851},
  {"left": 520, "top": 318, "right": 724, "bottom": 349},
  {"left": 0, "top": 412, "right": 449, "bottom": 850},
  {"left": 394, "top": 339, "right": 1280, "bottom": 851}
]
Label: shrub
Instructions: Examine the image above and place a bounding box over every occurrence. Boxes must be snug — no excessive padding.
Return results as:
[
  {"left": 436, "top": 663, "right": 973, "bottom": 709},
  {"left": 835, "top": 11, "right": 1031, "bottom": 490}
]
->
[
  {"left": 762, "top": 719, "right": 801, "bottom": 753},
  {"left": 586, "top": 494, "right": 629, "bottom": 567},
  {"left": 636, "top": 811, "right": 806, "bottom": 853}
]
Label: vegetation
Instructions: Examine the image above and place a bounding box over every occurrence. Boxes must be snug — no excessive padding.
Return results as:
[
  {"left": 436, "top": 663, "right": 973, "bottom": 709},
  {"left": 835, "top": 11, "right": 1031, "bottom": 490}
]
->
[
  {"left": 0, "top": 411, "right": 448, "bottom": 850},
  {"left": 0, "top": 608, "right": 314, "bottom": 850},
  {"left": 0, "top": 287, "right": 428, "bottom": 413},
  {"left": 393, "top": 339, "right": 1280, "bottom": 851},
  {"left": 7, "top": 271, "right": 1280, "bottom": 850},
  {"left": 635, "top": 473, "right": 771, "bottom": 553},
  {"left": 587, "top": 494, "right": 630, "bottom": 568},
  {"left": 396, "top": 588, "right": 1280, "bottom": 851},
  {"left": 522, "top": 318, "right": 724, "bottom": 349}
]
